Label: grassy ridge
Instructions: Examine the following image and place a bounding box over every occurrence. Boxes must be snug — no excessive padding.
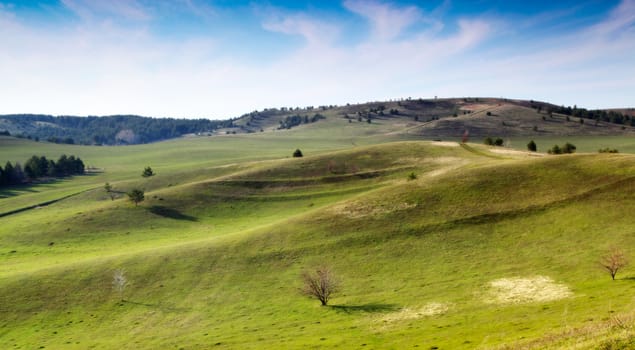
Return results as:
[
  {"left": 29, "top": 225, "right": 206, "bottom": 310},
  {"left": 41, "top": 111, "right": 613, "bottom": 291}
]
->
[{"left": 2, "top": 136, "right": 635, "bottom": 349}]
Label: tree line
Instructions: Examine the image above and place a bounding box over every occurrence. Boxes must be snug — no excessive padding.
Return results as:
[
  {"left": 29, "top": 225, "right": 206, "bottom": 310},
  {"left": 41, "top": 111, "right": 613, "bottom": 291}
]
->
[
  {"left": 535, "top": 105, "right": 631, "bottom": 126},
  {"left": 0, "top": 114, "right": 236, "bottom": 145},
  {"left": 278, "top": 113, "right": 325, "bottom": 130},
  {"left": 0, "top": 154, "right": 85, "bottom": 187}
]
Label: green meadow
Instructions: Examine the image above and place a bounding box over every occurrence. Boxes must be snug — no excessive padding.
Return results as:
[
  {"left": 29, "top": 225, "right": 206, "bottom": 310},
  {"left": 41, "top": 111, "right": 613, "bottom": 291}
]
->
[{"left": 2, "top": 123, "right": 635, "bottom": 349}]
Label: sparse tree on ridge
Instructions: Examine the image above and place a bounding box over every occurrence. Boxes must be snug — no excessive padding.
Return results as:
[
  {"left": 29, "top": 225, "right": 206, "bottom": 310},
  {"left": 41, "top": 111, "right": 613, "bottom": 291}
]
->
[
  {"left": 127, "top": 188, "right": 145, "bottom": 206},
  {"left": 293, "top": 149, "right": 303, "bottom": 158},
  {"left": 527, "top": 140, "right": 537, "bottom": 152},
  {"left": 301, "top": 265, "right": 340, "bottom": 306},
  {"left": 600, "top": 248, "right": 628, "bottom": 280}
]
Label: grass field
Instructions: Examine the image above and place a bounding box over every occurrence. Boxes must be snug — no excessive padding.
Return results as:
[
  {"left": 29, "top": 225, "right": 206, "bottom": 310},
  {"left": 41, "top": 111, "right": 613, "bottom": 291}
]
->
[{"left": 2, "top": 129, "right": 635, "bottom": 349}]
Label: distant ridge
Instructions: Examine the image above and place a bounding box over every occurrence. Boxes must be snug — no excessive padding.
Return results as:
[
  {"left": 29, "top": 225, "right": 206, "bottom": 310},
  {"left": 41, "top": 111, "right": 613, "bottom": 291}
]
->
[
  {"left": 1, "top": 98, "right": 633, "bottom": 144},
  {"left": 0, "top": 114, "right": 234, "bottom": 145}
]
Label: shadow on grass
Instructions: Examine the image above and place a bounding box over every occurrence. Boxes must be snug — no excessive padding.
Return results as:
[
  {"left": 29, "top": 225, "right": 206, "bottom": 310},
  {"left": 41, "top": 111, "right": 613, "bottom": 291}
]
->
[
  {"left": 330, "top": 303, "right": 400, "bottom": 314},
  {"left": 0, "top": 174, "right": 94, "bottom": 199},
  {"left": 121, "top": 300, "right": 191, "bottom": 312},
  {"left": 148, "top": 205, "right": 198, "bottom": 221},
  {"left": 0, "top": 180, "right": 62, "bottom": 198}
]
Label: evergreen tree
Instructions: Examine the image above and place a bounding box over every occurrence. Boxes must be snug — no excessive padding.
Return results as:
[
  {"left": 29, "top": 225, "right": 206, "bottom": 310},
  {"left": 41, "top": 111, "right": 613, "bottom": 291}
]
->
[
  {"left": 142, "top": 166, "right": 155, "bottom": 177},
  {"left": 127, "top": 188, "right": 145, "bottom": 206},
  {"left": 3, "top": 162, "right": 14, "bottom": 184}
]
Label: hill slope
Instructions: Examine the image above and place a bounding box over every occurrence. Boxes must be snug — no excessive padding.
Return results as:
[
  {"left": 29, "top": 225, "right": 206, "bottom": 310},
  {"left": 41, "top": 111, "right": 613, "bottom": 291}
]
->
[{"left": 2, "top": 139, "right": 635, "bottom": 349}]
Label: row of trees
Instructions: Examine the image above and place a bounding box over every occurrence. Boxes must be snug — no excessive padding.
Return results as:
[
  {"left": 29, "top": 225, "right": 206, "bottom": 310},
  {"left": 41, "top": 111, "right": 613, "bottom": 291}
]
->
[
  {"left": 484, "top": 137, "right": 505, "bottom": 146},
  {"left": 547, "top": 143, "right": 577, "bottom": 154},
  {"left": 0, "top": 155, "right": 85, "bottom": 187},
  {"left": 24, "top": 155, "right": 85, "bottom": 179},
  {"left": 278, "top": 114, "right": 325, "bottom": 130},
  {"left": 547, "top": 106, "right": 631, "bottom": 125}
]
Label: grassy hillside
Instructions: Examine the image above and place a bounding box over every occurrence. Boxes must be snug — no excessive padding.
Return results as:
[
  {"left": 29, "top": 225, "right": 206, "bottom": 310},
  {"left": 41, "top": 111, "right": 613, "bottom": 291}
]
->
[
  {"left": 233, "top": 98, "right": 635, "bottom": 139},
  {"left": 2, "top": 134, "right": 635, "bottom": 349}
]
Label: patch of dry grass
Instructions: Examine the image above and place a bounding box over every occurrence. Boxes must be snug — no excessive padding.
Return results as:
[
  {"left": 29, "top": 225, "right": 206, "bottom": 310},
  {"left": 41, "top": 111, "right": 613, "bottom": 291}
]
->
[
  {"left": 378, "top": 302, "right": 451, "bottom": 325},
  {"left": 486, "top": 276, "right": 572, "bottom": 304}
]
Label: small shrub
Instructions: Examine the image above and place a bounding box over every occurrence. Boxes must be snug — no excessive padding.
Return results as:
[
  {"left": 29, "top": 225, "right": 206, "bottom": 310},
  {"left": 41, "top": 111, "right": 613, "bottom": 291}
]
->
[
  {"left": 599, "top": 148, "right": 619, "bottom": 153},
  {"left": 407, "top": 172, "right": 417, "bottom": 181},
  {"left": 292, "top": 149, "right": 303, "bottom": 158},
  {"left": 548, "top": 145, "right": 562, "bottom": 154},
  {"left": 142, "top": 166, "right": 155, "bottom": 177},
  {"left": 527, "top": 140, "right": 537, "bottom": 152},
  {"left": 562, "top": 142, "right": 576, "bottom": 154}
]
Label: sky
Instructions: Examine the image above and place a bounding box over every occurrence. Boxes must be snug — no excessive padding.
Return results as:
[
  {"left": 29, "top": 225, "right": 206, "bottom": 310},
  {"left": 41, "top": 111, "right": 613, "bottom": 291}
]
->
[{"left": 0, "top": 0, "right": 633, "bottom": 119}]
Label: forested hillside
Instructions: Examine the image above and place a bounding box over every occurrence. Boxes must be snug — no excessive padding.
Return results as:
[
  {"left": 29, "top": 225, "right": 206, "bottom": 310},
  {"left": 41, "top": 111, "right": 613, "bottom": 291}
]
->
[{"left": 0, "top": 114, "right": 235, "bottom": 145}]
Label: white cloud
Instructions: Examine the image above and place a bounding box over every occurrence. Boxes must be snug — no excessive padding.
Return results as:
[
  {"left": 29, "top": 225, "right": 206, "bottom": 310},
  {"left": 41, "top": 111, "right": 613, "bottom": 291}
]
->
[
  {"left": 343, "top": 0, "right": 423, "bottom": 41},
  {"left": 262, "top": 14, "right": 339, "bottom": 48}
]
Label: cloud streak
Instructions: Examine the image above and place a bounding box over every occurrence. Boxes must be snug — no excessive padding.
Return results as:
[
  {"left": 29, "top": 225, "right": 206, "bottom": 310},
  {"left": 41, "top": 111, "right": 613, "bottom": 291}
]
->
[
  {"left": 61, "top": 0, "right": 151, "bottom": 22},
  {"left": 343, "top": 0, "right": 423, "bottom": 41}
]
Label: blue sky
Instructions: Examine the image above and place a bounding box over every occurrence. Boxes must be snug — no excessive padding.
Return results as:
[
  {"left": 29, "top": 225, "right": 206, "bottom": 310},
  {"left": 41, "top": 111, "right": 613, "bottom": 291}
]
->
[{"left": 0, "top": 0, "right": 633, "bottom": 118}]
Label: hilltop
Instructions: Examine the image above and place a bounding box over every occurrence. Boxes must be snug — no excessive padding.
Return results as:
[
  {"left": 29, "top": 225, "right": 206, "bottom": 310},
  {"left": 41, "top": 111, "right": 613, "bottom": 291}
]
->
[
  {"left": 233, "top": 97, "right": 635, "bottom": 138},
  {"left": 2, "top": 98, "right": 634, "bottom": 146}
]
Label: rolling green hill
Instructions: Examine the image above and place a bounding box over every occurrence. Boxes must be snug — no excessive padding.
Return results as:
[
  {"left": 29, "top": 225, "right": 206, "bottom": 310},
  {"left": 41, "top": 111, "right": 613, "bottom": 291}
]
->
[{"left": 2, "top": 132, "right": 635, "bottom": 349}]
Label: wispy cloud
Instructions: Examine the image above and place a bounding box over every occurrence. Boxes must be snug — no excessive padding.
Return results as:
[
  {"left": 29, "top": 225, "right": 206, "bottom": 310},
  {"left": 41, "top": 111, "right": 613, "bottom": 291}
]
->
[
  {"left": 262, "top": 14, "right": 340, "bottom": 47},
  {"left": 589, "top": 0, "right": 635, "bottom": 35},
  {"left": 61, "top": 0, "right": 151, "bottom": 22},
  {"left": 343, "top": 0, "right": 423, "bottom": 41}
]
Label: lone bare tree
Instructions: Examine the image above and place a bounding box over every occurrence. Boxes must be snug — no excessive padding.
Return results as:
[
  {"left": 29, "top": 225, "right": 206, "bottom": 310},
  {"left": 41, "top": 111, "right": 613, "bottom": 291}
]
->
[
  {"left": 600, "top": 248, "right": 628, "bottom": 280},
  {"left": 112, "top": 269, "right": 128, "bottom": 301},
  {"left": 301, "top": 265, "right": 340, "bottom": 306}
]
